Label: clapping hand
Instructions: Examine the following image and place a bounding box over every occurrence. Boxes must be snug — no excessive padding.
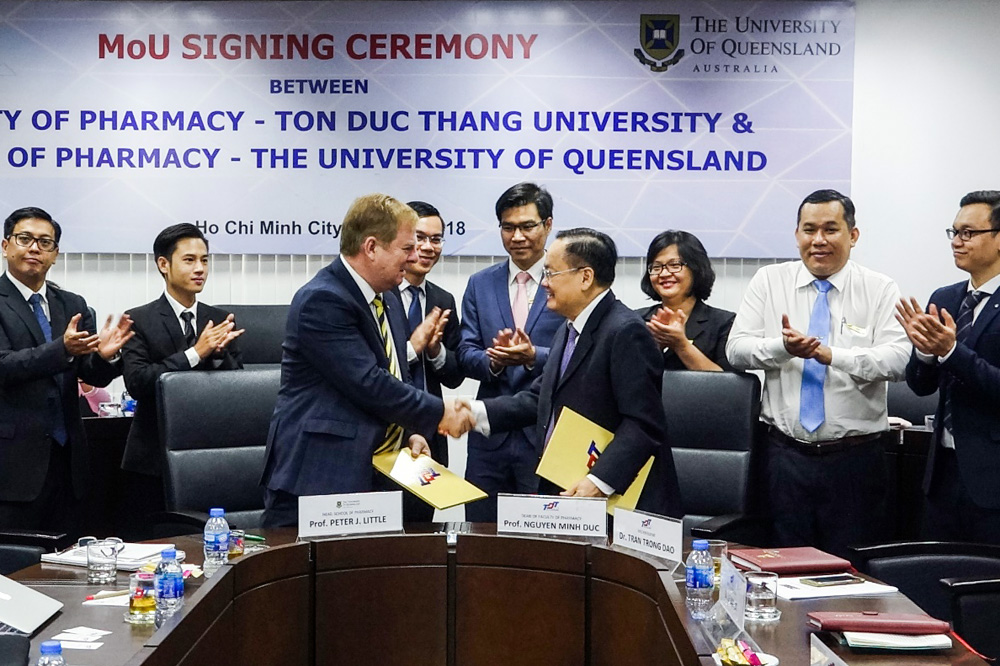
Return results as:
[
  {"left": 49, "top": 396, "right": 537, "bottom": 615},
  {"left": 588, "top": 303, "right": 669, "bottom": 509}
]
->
[
  {"left": 487, "top": 327, "right": 536, "bottom": 368},
  {"left": 645, "top": 306, "right": 689, "bottom": 350},
  {"left": 895, "top": 298, "right": 956, "bottom": 357},
  {"left": 781, "top": 314, "right": 831, "bottom": 365},
  {"left": 96, "top": 313, "right": 134, "bottom": 360},
  {"left": 411, "top": 307, "right": 451, "bottom": 357}
]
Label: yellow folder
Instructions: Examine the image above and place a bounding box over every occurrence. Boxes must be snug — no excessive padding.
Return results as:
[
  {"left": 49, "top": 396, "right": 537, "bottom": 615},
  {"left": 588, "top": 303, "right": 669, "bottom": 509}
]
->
[
  {"left": 535, "top": 407, "right": 652, "bottom": 514},
  {"left": 373, "top": 449, "right": 487, "bottom": 510}
]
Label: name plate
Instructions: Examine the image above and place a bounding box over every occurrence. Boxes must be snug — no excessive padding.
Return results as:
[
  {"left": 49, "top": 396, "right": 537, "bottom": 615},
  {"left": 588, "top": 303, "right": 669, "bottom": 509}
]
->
[
  {"left": 612, "top": 508, "right": 683, "bottom": 564},
  {"left": 298, "top": 491, "right": 402, "bottom": 538},
  {"left": 719, "top": 556, "right": 747, "bottom": 631},
  {"left": 497, "top": 494, "right": 607, "bottom": 538}
]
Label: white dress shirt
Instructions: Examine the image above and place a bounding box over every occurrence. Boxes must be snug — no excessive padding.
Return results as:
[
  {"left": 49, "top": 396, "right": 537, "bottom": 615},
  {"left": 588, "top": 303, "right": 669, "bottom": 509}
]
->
[
  {"left": 726, "top": 260, "right": 909, "bottom": 442},
  {"left": 399, "top": 277, "right": 447, "bottom": 370},
  {"left": 915, "top": 272, "right": 1000, "bottom": 448},
  {"left": 342, "top": 257, "right": 400, "bottom": 377},
  {"left": 163, "top": 291, "right": 202, "bottom": 369},
  {"left": 7, "top": 273, "right": 51, "bottom": 319}
]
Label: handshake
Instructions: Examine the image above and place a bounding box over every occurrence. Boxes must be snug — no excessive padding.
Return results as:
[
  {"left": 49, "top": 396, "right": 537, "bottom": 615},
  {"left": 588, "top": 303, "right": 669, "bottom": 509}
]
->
[{"left": 438, "top": 397, "right": 477, "bottom": 437}]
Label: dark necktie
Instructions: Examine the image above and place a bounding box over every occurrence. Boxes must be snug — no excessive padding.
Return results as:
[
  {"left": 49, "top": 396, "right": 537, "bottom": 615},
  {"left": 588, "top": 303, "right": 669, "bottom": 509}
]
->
[
  {"left": 372, "top": 295, "right": 403, "bottom": 453},
  {"left": 942, "top": 290, "right": 987, "bottom": 434},
  {"left": 406, "top": 285, "right": 425, "bottom": 391},
  {"left": 180, "top": 311, "right": 196, "bottom": 348},
  {"left": 800, "top": 279, "right": 833, "bottom": 432},
  {"left": 29, "top": 293, "right": 67, "bottom": 445}
]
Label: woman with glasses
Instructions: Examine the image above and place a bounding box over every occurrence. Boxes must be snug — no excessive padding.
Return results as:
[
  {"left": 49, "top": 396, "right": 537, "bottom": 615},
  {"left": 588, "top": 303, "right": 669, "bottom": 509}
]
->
[{"left": 637, "top": 230, "right": 735, "bottom": 372}]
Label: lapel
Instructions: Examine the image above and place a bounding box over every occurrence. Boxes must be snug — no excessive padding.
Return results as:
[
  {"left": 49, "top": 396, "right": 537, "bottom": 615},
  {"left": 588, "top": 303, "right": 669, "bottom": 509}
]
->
[
  {"left": 491, "top": 261, "right": 515, "bottom": 330},
  {"left": 968, "top": 285, "right": 1000, "bottom": 348},
  {"left": 685, "top": 300, "right": 710, "bottom": 345},
  {"left": 155, "top": 293, "right": 187, "bottom": 352},
  {"left": 0, "top": 273, "right": 47, "bottom": 346},
  {"left": 383, "top": 289, "right": 409, "bottom": 370},
  {"left": 330, "top": 258, "right": 385, "bottom": 362},
  {"left": 556, "top": 291, "right": 615, "bottom": 391},
  {"left": 47, "top": 285, "right": 69, "bottom": 340},
  {"left": 524, "top": 276, "right": 548, "bottom": 334}
]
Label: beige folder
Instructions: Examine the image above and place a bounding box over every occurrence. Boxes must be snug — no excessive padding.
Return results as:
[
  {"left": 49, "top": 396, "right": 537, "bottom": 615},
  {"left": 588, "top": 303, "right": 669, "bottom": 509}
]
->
[
  {"left": 373, "top": 449, "right": 487, "bottom": 510},
  {"left": 535, "top": 407, "right": 652, "bottom": 514}
]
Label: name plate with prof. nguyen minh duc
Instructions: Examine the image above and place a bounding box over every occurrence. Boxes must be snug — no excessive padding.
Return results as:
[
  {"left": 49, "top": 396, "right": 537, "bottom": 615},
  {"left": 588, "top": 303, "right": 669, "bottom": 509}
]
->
[
  {"left": 298, "top": 491, "right": 403, "bottom": 539},
  {"left": 497, "top": 493, "right": 607, "bottom": 540}
]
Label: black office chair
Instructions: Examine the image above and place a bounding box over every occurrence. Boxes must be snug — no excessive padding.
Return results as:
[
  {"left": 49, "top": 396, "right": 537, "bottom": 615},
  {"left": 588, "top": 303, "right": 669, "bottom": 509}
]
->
[
  {"left": 661, "top": 371, "right": 769, "bottom": 544},
  {"left": 0, "top": 543, "right": 45, "bottom": 576},
  {"left": 887, "top": 381, "right": 938, "bottom": 425},
  {"left": 850, "top": 541, "right": 1000, "bottom": 623},
  {"left": 153, "top": 367, "right": 280, "bottom": 535},
  {"left": 218, "top": 304, "right": 289, "bottom": 366},
  {"left": 942, "top": 576, "right": 1000, "bottom": 659}
]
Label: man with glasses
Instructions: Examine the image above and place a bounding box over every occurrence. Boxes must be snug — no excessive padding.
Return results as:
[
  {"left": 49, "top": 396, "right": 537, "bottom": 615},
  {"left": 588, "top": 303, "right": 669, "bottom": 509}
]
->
[
  {"left": 456, "top": 182, "right": 564, "bottom": 521},
  {"left": 897, "top": 190, "right": 1000, "bottom": 544},
  {"left": 0, "top": 206, "right": 133, "bottom": 532},
  {"left": 727, "top": 189, "right": 909, "bottom": 558},
  {"left": 393, "top": 200, "right": 465, "bottom": 521},
  {"left": 464, "top": 229, "right": 682, "bottom": 517}
]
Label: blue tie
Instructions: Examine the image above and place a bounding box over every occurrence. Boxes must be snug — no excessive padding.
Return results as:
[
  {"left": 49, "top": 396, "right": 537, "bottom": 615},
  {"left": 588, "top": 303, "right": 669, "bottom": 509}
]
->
[
  {"left": 800, "top": 280, "right": 833, "bottom": 433},
  {"left": 29, "top": 293, "right": 67, "bottom": 445},
  {"left": 406, "top": 285, "right": 425, "bottom": 391},
  {"left": 942, "top": 290, "right": 987, "bottom": 434}
]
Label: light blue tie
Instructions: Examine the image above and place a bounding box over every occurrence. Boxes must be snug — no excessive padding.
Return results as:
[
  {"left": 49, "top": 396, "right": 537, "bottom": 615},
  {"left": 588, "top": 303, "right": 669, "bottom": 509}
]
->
[{"left": 800, "top": 280, "right": 833, "bottom": 433}]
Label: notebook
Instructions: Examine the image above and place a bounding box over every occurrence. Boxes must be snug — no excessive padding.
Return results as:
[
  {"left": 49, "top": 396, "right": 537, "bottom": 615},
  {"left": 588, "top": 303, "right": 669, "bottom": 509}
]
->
[{"left": 0, "top": 574, "right": 63, "bottom": 635}]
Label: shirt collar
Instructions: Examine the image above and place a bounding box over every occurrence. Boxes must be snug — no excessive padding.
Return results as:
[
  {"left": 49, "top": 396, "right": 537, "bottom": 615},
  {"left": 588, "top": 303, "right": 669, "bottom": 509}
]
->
[
  {"left": 795, "top": 260, "right": 851, "bottom": 292},
  {"left": 970, "top": 272, "right": 1000, "bottom": 296},
  {"left": 402, "top": 276, "right": 424, "bottom": 294},
  {"left": 570, "top": 288, "right": 611, "bottom": 335},
  {"left": 163, "top": 290, "right": 198, "bottom": 319},
  {"left": 341, "top": 256, "right": 378, "bottom": 306},
  {"left": 508, "top": 254, "right": 545, "bottom": 286},
  {"left": 7, "top": 273, "right": 47, "bottom": 303}
]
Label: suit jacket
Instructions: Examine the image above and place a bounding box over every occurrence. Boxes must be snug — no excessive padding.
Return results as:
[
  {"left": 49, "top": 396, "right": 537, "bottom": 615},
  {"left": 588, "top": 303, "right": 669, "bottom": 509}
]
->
[
  {"left": 484, "top": 292, "right": 683, "bottom": 518},
  {"left": 0, "top": 273, "right": 119, "bottom": 502},
  {"left": 637, "top": 300, "right": 736, "bottom": 371},
  {"left": 261, "top": 257, "right": 443, "bottom": 497},
  {"left": 393, "top": 279, "right": 464, "bottom": 466},
  {"left": 457, "top": 259, "right": 564, "bottom": 455},
  {"left": 906, "top": 281, "right": 1000, "bottom": 509},
  {"left": 121, "top": 294, "right": 243, "bottom": 474}
]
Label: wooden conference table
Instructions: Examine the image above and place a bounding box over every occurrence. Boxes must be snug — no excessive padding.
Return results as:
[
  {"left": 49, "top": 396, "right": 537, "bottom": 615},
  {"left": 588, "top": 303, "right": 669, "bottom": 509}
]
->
[{"left": 14, "top": 525, "right": 984, "bottom": 666}]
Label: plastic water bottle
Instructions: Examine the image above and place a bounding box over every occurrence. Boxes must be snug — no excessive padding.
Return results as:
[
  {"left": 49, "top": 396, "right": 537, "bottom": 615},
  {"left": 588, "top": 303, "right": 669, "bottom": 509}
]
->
[
  {"left": 685, "top": 539, "right": 714, "bottom": 619},
  {"left": 154, "top": 548, "right": 184, "bottom": 627},
  {"left": 120, "top": 389, "right": 136, "bottom": 417},
  {"left": 36, "top": 641, "right": 65, "bottom": 666},
  {"left": 203, "top": 507, "right": 230, "bottom": 578}
]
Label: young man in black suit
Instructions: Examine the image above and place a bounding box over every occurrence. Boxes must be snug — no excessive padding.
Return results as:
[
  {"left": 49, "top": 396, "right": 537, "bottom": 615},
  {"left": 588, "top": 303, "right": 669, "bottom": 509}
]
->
[
  {"left": 394, "top": 200, "right": 465, "bottom": 521},
  {"left": 898, "top": 190, "right": 1000, "bottom": 544},
  {"left": 121, "top": 224, "right": 244, "bottom": 513},
  {"left": 465, "top": 228, "right": 682, "bottom": 517},
  {"left": 0, "top": 206, "right": 133, "bottom": 532}
]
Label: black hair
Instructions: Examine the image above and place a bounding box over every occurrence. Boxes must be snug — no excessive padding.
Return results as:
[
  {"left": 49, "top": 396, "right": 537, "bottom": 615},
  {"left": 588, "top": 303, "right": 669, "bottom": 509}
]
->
[
  {"left": 640, "top": 230, "right": 715, "bottom": 302},
  {"left": 495, "top": 182, "right": 553, "bottom": 222},
  {"left": 4, "top": 206, "right": 62, "bottom": 242},
  {"left": 153, "top": 223, "right": 209, "bottom": 267},
  {"left": 556, "top": 228, "right": 616, "bottom": 287},
  {"left": 797, "top": 189, "right": 856, "bottom": 229}
]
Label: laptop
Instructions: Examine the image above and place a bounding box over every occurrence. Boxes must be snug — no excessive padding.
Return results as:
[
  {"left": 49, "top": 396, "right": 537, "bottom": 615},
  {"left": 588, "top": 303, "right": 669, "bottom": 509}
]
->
[{"left": 0, "top": 574, "right": 63, "bottom": 636}]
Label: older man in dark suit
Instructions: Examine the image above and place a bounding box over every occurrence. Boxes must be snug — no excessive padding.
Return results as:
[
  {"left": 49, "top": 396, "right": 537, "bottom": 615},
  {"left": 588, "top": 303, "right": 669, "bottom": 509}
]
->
[
  {"left": 898, "top": 190, "right": 1000, "bottom": 544},
  {"left": 466, "top": 228, "right": 682, "bottom": 517},
  {"left": 0, "top": 206, "right": 132, "bottom": 532},
  {"left": 121, "top": 223, "right": 244, "bottom": 516},
  {"left": 260, "top": 194, "right": 473, "bottom": 527}
]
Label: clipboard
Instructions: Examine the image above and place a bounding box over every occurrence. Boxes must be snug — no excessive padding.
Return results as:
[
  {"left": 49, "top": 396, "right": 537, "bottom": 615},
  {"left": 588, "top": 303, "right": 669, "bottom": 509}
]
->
[
  {"left": 535, "top": 407, "right": 652, "bottom": 514},
  {"left": 373, "top": 450, "right": 487, "bottom": 510}
]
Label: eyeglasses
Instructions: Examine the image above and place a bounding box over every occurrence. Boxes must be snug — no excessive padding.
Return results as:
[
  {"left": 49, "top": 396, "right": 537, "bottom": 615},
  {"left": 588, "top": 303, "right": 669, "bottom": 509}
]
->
[
  {"left": 647, "top": 261, "right": 686, "bottom": 275},
  {"left": 541, "top": 267, "right": 584, "bottom": 281},
  {"left": 416, "top": 232, "right": 444, "bottom": 246},
  {"left": 8, "top": 232, "right": 58, "bottom": 252},
  {"left": 500, "top": 221, "right": 544, "bottom": 234},
  {"left": 946, "top": 227, "right": 997, "bottom": 241}
]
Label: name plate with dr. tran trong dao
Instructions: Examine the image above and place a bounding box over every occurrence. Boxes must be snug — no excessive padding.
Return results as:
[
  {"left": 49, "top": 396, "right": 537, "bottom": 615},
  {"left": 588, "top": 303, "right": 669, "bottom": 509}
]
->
[
  {"left": 612, "top": 508, "right": 683, "bottom": 565},
  {"left": 297, "top": 490, "right": 403, "bottom": 539},
  {"left": 497, "top": 493, "right": 607, "bottom": 540}
]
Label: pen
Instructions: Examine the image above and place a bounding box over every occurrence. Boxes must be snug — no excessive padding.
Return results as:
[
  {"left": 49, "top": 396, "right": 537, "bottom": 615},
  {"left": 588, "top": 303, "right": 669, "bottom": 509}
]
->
[
  {"left": 85, "top": 589, "right": 129, "bottom": 601},
  {"left": 737, "top": 640, "right": 763, "bottom": 666},
  {"left": 243, "top": 534, "right": 266, "bottom": 542}
]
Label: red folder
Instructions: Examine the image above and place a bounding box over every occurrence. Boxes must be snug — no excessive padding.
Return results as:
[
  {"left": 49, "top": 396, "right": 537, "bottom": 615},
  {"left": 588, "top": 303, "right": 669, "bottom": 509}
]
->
[
  {"left": 807, "top": 611, "right": 950, "bottom": 635},
  {"left": 728, "top": 546, "right": 850, "bottom": 575}
]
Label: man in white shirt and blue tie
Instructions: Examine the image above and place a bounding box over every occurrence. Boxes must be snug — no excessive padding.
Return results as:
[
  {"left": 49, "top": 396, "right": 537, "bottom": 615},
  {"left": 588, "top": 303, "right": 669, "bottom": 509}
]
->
[{"left": 727, "top": 189, "right": 909, "bottom": 558}]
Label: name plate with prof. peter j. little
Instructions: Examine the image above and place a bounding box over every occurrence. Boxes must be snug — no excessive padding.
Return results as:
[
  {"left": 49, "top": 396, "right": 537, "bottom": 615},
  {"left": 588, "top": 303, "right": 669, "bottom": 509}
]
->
[
  {"left": 297, "top": 491, "right": 403, "bottom": 539},
  {"left": 497, "top": 494, "right": 607, "bottom": 538}
]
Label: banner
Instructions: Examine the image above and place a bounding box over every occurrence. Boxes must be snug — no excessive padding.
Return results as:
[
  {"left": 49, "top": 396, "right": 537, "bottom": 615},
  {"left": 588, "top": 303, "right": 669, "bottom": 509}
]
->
[{"left": 0, "top": 1, "right": 854, "bottom": 255}]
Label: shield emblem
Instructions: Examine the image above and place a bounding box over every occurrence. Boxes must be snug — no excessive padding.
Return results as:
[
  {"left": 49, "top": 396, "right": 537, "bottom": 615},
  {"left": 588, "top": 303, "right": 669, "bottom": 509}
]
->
[{"left": 639, "top": 14, "right": 679, "bottom": 62}]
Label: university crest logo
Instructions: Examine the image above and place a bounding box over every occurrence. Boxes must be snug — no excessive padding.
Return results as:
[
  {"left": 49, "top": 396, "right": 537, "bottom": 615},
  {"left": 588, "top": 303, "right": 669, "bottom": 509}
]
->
[{"left": 634, "top": 14, "right": 685, "bottom": 72}]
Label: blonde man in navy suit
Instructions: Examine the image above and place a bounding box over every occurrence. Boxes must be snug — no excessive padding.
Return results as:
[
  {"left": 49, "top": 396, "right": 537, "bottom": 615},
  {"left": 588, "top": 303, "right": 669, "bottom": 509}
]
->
[{"left": 898, "top": 191, "right": 1000, "bottom": 544}]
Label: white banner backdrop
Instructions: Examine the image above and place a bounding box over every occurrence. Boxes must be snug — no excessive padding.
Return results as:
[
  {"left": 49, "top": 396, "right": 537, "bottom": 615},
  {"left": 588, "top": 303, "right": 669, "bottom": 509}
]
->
[{"left": 0, "top": 1, "right": 854, "bottom": 256}]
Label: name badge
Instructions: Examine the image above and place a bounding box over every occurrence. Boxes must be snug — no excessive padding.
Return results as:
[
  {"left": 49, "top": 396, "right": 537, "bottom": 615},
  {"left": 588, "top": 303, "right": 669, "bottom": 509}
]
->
[
  {"left": 497, "top": 493, "right": 607, "bottom": 538},
  {"left": 298, "top": 491, "right": 402, "bottom": 538},
  {"left": 612, "top": 508, "right": 683, "bottom": 564}
]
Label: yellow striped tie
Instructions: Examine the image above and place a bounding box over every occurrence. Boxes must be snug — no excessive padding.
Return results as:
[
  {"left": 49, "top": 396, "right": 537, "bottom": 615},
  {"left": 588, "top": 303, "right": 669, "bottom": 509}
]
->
[{"left": 372, "top": 295, "right": 404, "bottom": 453}]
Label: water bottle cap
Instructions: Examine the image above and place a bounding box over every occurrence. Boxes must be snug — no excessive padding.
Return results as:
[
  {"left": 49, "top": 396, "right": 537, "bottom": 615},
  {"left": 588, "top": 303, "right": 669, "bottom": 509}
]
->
[
  {"left": 209, "top": 507, "right": 225, "bottom": 517},
  {"left": 161, "top": 548, "right": 177, "bottom": 559},
  {"left": 40, "top": 641, "right": 62, "bottom": 654},
  {"left": 692, "top": 539, "right": 709, "bottom": 550}
]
